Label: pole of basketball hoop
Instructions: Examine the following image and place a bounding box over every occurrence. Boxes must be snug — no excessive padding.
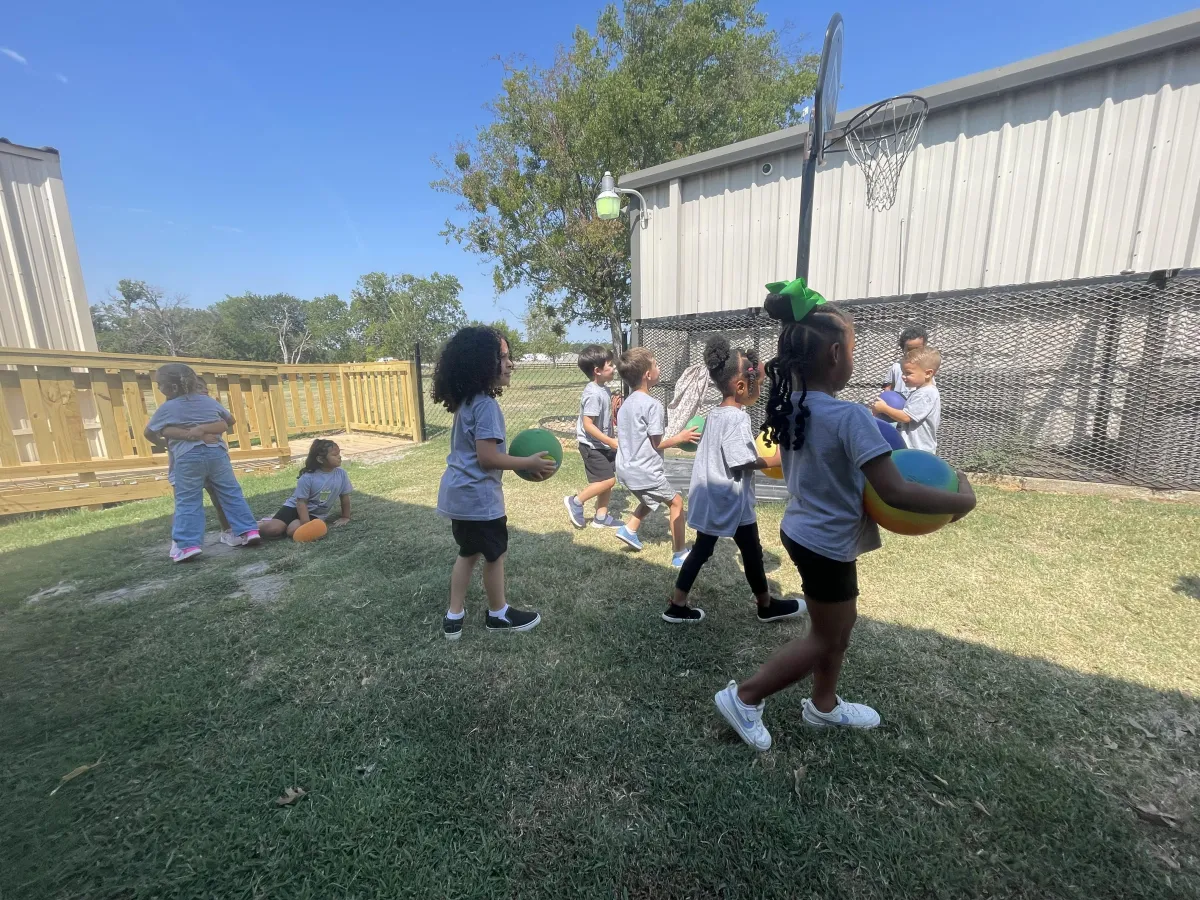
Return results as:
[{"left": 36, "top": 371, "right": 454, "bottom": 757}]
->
[{"left": 796, "top": 12, "right": 843, "bottom": 281}]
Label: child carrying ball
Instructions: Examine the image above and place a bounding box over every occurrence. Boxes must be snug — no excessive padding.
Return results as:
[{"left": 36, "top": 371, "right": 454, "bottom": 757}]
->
[
  {"left": 434, "top": 325, "right": 557, "bottom": 641},
  {"left": 666, "top": 336, "right": 805, "bottom": 625},
  {"left": 714, "top": 284, "right": 975, "bottom": 751},
  {"left": 564, "top": 344, "right": 621, "bottom": 529}
]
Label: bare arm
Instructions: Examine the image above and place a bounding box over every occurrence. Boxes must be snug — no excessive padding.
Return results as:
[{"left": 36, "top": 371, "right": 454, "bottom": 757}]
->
[
  {"left": 655, "top": 427, "right": 700, "bottom": 451},
  {"left": 871, "top": 400, "right": 912, "bottom": 424},
  {"left": 582, "top": 415, "right": 618, "bottom": 450},
  {"left": 861, "top": 455, "right": 975, "bottom": 518},
  {"left": 332, "top": 495, "right": 351, "bottom": 526},
  {"left": 476, "top": 439, "right": 558, "bottom": 480},
  {"left": 295, "top": 498, "right": 311, "bottom": 524}
]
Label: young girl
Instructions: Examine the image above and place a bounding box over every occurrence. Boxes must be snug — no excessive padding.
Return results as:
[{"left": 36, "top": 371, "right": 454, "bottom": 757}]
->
[
  {"left": 714, "top": 287, "right": 975, "bottom": 751},
  {"left": 145, "top": 363, "right": 262, "bottom": 562},
  {"left": 260, "top": 439, "right": 353, "bottom": 538},
  {"left": 433, "top": 326, "right": 557, "bottom": 641},
  {"left": 666, "top": 336, "right": 805, "bottom": 625}
]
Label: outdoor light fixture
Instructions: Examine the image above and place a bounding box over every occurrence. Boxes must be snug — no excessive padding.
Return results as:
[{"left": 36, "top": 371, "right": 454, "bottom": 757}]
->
[{"left": 595, "top": 171, "right": 650, "bottom": 228}]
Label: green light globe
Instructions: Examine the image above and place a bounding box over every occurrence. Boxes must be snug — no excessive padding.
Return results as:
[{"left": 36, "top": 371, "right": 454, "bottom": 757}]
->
[{"left": 596, "top": 190, "right": 622, "bottom": 220}]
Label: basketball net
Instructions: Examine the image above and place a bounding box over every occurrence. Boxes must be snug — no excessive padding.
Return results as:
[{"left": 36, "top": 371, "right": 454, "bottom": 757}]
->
[{"left": 843, "top": 95, "right": 929, "bottom": 212}]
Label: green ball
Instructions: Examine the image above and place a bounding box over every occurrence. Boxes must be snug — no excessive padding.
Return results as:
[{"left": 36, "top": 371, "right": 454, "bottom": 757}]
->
[
  {"left": 508, "top": 428, "right": 564, "bottom": 482},
  {"left": 677, "top": 414, "right": 706, "bottom": 453}
]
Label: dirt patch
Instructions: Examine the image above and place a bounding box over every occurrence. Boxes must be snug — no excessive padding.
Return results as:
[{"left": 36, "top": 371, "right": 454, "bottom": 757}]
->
[
  {"left": 237, "top": 561, "right": 271, "bottom": 578},
  {"left": 234, "top": 574, "right": 287, "bottom": 604},
  {"left": 25, "top": 581, "right": 78, "bottom": 604},
  {"left": 89, "top": 578, "right": 174, "bottom": 605}
]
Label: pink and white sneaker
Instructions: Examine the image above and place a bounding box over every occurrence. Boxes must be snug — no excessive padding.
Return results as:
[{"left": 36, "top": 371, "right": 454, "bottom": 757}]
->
[
  {"left": 218, "top": 531, "right": 241, "bottom": 547},
  {"left": 240, "top": 529, "right": 262, "bottom": 547},
  {"left": 169, "top": 540, "right": 180, "bottom": 558},
  {"left": 171, "top": 545, "right": 202, "bottom": 563}
]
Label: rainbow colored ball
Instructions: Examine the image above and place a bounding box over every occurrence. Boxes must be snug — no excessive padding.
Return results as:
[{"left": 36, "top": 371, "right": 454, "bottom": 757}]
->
[
  {"left": 509, "top": 428, "right": 563, "bottom": 482},
  {"left": 864, "top": 449, "right": 958, "bottom": 535}
]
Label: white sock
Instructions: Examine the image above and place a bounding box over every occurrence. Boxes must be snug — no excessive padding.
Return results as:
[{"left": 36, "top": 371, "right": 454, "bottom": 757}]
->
[
  {"left": 489, "top": 604, "right": 509, "bottom": 619},
  {"left": 445, "top": 608, "right": 465, "bottom": 620}
]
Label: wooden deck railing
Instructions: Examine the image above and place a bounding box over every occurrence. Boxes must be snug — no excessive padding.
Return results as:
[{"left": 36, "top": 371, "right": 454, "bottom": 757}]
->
[{"left": 0, "top": 350, "right": 421, "bottom": 514}]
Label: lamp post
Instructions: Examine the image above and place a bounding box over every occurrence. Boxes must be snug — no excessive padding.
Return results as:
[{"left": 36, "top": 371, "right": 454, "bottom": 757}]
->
[{"left": 596, "top": 171, "right": 650, "bottom": 228}]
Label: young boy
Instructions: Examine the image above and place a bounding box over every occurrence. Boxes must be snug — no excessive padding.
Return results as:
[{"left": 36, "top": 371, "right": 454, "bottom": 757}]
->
[
  {"left": 874, "top": 346, "right": 942, "bottom": 453},
  {"left": 613, "top": 347, "right": 700, "bottom": 567},
  {"left": 564, "top": 345, "right": 622, "bottom": 529},
  {"left": 883, "top": 325, "right": 929, "bottom": 397}
]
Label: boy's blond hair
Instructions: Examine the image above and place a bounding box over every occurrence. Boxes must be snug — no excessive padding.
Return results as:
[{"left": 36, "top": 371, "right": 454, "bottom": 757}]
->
[
  {"left": 904, "top": 345, "right": 941, "bottom": 374},
  {"left": 617, "top": 347, "right": 656, "bottom": 388}
]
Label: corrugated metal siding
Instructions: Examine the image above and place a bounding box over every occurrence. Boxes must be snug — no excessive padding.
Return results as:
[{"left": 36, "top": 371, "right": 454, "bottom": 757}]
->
[
  {"left": 0, "top": 143, "right": 96, "bottom": 351},
  {"left": 635, "top": 43, "right": 1200, "bottom": 319}
]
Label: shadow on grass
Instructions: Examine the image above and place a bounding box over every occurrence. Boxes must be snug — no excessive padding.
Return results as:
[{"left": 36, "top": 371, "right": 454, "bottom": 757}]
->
[
  {"left": 0, "top": 490, "right": 1197, "bottom": 900},
  {"left": 1174, "top": 575, "right": 1200, "bottom": 601}
]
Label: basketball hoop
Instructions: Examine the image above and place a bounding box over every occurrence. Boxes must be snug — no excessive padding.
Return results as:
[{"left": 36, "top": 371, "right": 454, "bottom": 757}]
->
[{"left": 842, "top": 94, "right": 929, "bottom": 212}]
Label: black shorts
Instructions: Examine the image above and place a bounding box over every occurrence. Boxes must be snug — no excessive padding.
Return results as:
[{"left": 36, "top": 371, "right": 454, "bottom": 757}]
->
[
  {"left": 451, "top": 516, "right": 509, "bottom": 562},
  {"left": 780, "top": 531, "right": 859, "bottom": 604},
  {"left": 273, "top": 506, "right": 302, "bottom": 526},
  {"left": 578, "top": 444, "right": 616, "bottom": 483}
]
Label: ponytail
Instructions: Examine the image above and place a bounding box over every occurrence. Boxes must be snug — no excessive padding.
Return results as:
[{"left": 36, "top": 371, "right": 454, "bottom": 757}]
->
[
  {"left": 299, "top": 438, "right": 338, "bottom": 478},
  {"left": 761, "top": 293, "right": 851, "bottom": 452}
]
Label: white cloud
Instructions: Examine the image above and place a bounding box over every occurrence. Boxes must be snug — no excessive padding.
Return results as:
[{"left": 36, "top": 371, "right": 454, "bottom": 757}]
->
[
  {"left": 55, "top": 73, "right": 68, "bottom": 84},
  {"left": 212, "top": 225, "right": 243, "bottom": 234},
  {"left": 1, "top": 48, "right": 28, "bottom": 65}
]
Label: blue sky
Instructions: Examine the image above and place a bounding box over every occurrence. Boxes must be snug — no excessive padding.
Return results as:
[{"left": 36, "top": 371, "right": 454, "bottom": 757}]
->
[{"left": 2, "top": 0, "right": 1194, "bottom": 340}]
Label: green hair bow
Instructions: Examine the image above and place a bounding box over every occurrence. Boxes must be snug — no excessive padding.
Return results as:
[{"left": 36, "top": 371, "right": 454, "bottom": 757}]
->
[{"left": 765, "top": 277, "right": 826, "bottom": 321}]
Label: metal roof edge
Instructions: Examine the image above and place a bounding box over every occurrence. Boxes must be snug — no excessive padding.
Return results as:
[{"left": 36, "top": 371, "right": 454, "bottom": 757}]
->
[
  {"left": 0, "top": 138, "right": 61, "bottom": 158},
  {"left": 619, "top": 9, "right": 1200, "bottom": 190}
]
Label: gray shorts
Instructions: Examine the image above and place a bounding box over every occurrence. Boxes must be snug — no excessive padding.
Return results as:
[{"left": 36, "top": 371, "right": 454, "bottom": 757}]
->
[{"left": 630, "top": 478, "right": 679, "bottom": 512}]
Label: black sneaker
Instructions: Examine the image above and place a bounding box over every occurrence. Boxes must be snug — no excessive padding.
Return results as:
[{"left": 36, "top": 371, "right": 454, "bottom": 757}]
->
[
  {"left": 757, "top": 596, "right": 806, "bottom": 623},
  {"left": 443, "top": 613, "right": 465, "bottom": 641},
  {"left": 485, "top": 607, "right": 541, "bottom": 633},
  {"left": 661, "top": 603, "right": 705, "bottom": 624}
]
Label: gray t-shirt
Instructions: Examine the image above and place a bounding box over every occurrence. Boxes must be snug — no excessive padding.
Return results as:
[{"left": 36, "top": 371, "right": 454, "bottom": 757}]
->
[
  {"left": 576, "top": 382, "right": 614, "bottom": 449},
  {"left": 616, "top": 390, "right": 666, "bottom": 490},
  {"left": 285, "top": 467, "right": 353, "bottom": 519},
  {"left": 884, "top": 361, "right": 909, "bottom": 396},
  {"left": 146, "top": 394, "right": 233, "bottom": 459},
  {"left": 899, "top": 384, "right": 941, "bottom": 453},
  {"left": 686, "top": 405, "right": 757, "bottom": 537},
  {"left": 436, "top": 394, "right": 507, "bottom": 521},
  {"left": 780, "top": 391, "right": 893, "bottom": 563}
]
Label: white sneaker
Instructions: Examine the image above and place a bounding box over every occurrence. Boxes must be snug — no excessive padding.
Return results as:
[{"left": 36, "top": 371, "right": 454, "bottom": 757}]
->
[
  {"left": 169, "top": 540, "right": 180, "bottom": 558},
  {"left": 802, "top": 696, "right": 881, "bottom": 729},
  {"left": 218, "top": 531, "right": 241, "bottom": 547},
  {"left": 714, "top": 681, "right": 772, "bottom": 751}
]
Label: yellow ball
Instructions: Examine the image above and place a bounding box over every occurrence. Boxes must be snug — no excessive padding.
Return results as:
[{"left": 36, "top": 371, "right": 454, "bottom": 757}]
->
[{"left": 755, "top": 432, "right": 783, "bottom": 480}]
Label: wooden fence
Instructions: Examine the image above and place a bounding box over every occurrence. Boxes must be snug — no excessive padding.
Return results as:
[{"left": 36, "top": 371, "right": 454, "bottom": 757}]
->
[{"left": 0, "top": 350, "right": 421, "bottom": 515}]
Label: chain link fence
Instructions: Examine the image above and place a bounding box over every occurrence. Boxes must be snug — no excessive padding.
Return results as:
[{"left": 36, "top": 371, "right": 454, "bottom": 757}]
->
[{"left": 636, "top": 269, "right": 1200, "bottom": 492}]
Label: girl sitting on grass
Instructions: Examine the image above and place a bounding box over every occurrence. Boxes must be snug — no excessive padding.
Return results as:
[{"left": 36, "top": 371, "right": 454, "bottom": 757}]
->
[
  {"left": 260, "top": 439, "right": 353, "bottom": 538},
  {"left": 714, "top": 285, "right": 975, "bottom": 751},
  {"left": 145, "top": 363, "right": 262, "bottom": 562}
]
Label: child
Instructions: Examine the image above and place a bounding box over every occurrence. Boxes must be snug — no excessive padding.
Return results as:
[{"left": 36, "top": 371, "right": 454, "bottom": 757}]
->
[
  {"left": 874, "top": 346, "right": 942, "bottom": 453},
  {"left": 260, "top": 439, "right": 353, "bottom": 538},
  {"left": 433, "top": 325, "right": 557, "bottom": 641},
  {"left": 613, "top": 347, "right": 700, "bottom": 567},
  {"left": 145, "top": 363, "right": 262, "bottom": 562},
  {"left": 667, "top": 336, "right": 805, "bottom": 625},
  {"left": 564, "top": 345, "right": 621, "bottom": 529},
  {"left": 714, "top": 287, "right": 974, "bottom": 751},
  {"left": 883, "top": 324, "right": 929, "bottom": 396}
]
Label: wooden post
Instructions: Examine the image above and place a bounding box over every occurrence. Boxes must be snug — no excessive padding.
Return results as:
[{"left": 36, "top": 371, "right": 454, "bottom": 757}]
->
[{"left": 413, "top": 343, "right": 427, "bottom": 443}]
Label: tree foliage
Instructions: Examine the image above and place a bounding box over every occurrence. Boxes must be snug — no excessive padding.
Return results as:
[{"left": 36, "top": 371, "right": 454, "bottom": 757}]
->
[
  {"left": 434, "top": 0, "right": 817, "bottom": 351},
  {"left": 350, "top": 272, "right": 468, "bottom": 359},
  {"left": 92, "top": 280, "right": 217, "bottom": 357},
  {"left": 209, "top": 292, "right": 358, "bottom": 364}
]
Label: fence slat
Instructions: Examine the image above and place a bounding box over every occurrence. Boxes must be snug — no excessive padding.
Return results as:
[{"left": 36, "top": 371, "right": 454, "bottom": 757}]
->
[
  {"left": 225, "top": 379, "right": 253, "bottom": 451},
  {"left": 302, "top": 375, "right": 318, "bottom": 429},
  {"left": 17, "top": 365, "right": 58, "bottom": 464},
  {"left": 0, "top": 373, "right": 22, "bottom": 466},
  {"left": 268, "top": 375, "right": 291, "bottom": 458},
  {"left": 90, "top": 371, "right": 125, "bottom": 460}
]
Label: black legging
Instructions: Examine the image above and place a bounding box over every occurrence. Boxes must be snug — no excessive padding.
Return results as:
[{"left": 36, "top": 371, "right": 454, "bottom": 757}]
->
[{"left": 675, "top": 522, "right": 768, "bottom": 596}]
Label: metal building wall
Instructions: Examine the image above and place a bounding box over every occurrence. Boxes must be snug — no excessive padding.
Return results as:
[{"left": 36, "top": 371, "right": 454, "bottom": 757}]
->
[
  {"left": 0, "top": 141, "right": 96, "bottom": 351},
  {"left": 633, "top": 40, "right": 1200, "bottom": 320}
]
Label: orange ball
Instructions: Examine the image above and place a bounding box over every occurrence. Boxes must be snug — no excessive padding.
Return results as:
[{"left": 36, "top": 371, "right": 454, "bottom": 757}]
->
[{"left": 293, "top": 518, "right": 328, "bottom": 543}]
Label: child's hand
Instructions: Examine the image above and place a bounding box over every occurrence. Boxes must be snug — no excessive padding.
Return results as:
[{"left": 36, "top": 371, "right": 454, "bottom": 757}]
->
[
  {"left": 950, "top": 471, "right": 976, "bottom": 522},
  {"left": 331, "top": 517, "right": 350, "bottom": 527},
  {"left": 677, "top": 426, "right": 701, "bottom": 446},
  {"left": 523, "top": 452, "right": 559, "bottom": 481},
  {"left": 612, "top": 394, "right": 623, "bottom": 413},
  {"left": 871, "top": 399, "right": 890, "bottom": 415},
  {"left": 606, "top": 435, "right": 619, "bottom": 451}
]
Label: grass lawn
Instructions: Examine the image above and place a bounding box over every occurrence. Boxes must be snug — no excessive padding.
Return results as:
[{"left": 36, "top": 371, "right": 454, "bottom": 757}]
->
[{"left": 1, "top": 440, "right": 1197, "bottom": 899}]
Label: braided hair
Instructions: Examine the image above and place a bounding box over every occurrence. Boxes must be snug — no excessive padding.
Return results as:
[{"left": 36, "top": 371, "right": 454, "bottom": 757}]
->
[
  {"left": 299, "top": 438, "right": 338, "bottom": 478},
  {"left": 703, "top": 335, "right": 761, "bottom": 398},
  {"left": 761, "top": 294, "right": 853, "bottom": 452},
  {"left": 155, "top": 362, "right": 204, "bottom": 399}
]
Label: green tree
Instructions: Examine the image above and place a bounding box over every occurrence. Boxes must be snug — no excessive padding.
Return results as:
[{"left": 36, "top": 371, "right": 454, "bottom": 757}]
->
[
  {"left": 470, "top": 319, "right": 525, "bottom": 359},
  {"left": 350, "top": 272, "right": 467, "bottom": 359},
  {"left": 208, "top": 292, "right": 357, "bottom": 363},
  {"left": 434, "top": 0, "right": 817, "bottom": 351},
  {"left": 522, "top": 302, "right": 568, "bottom": 359},
  {"left": 91, "top": 279, "right": 217, "bottom": 357}
]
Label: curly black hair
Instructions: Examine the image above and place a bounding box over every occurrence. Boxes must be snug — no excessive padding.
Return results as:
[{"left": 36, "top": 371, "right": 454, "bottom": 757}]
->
[
  {"left": 299, "top": 438, "right": 338, "bottom": 478},
  {"left": 898, "top": 324, "right": 928, "bottom": 348},
  {"left": 703, "top": 335, "right": 761, "bottom": 398},
  {"left": 431, "top": 325, "right": 506, "bottom": 412},
  {"left": 760, "top": 293, "right": 853, "bottom": 452}
]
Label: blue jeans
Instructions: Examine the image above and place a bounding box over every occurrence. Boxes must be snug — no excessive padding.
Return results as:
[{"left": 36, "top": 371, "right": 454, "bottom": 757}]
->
[{"left": 171, "top": 445, "right": 258, "bottom": 548}]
